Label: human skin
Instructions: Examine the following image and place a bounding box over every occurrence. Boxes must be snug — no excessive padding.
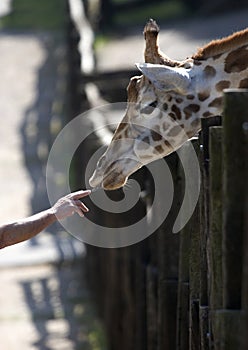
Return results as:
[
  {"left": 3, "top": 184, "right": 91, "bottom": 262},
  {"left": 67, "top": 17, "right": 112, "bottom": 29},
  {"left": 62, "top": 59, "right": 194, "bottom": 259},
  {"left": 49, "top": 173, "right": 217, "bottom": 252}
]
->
[{"left": 0, "top": 190, "right": 91, "bottom": 249}]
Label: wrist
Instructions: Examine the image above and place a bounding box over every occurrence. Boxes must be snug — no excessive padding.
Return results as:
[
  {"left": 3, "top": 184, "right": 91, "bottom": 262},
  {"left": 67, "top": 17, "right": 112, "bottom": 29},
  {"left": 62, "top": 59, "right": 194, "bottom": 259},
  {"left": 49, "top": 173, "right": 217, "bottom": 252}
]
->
[{"left": 45, "top": 208, "right": 58, "bottom": 223}]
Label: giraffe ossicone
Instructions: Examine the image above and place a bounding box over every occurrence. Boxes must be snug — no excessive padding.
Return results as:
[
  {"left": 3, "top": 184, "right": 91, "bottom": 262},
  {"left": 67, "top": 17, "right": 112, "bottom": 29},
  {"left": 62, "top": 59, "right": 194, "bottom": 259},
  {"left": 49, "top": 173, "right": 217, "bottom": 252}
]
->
[{"left": 89, "top": 20, "right": 248, "bottom": 190}]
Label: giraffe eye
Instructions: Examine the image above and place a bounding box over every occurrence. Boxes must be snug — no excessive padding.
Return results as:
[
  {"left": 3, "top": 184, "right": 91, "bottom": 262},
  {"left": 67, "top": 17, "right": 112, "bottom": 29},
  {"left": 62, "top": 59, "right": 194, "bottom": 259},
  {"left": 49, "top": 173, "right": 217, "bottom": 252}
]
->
[
  {"left": 141, "top": 101, "right": 158, "bottom": 114},
  {"left": 149, "top": 101, "right": 158, "bottom": 108}
]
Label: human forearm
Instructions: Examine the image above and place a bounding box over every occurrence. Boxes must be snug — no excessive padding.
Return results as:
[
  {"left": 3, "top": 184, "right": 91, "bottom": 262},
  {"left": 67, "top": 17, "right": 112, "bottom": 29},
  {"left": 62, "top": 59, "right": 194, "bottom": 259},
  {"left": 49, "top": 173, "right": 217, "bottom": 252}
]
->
[
  {"left": 0, "top": 190, "right": 91, "bottom": 249},
  {"left": 0, "top": 208, "right": 56, "bottom": 249}
]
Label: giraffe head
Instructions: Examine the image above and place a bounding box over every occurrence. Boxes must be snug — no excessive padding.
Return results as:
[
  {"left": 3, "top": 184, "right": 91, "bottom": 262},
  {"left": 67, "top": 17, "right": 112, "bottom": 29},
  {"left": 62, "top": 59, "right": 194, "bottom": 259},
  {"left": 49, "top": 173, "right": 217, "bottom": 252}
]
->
[{"left": 89, "top": 21, "right": 248, "bottom": 190}]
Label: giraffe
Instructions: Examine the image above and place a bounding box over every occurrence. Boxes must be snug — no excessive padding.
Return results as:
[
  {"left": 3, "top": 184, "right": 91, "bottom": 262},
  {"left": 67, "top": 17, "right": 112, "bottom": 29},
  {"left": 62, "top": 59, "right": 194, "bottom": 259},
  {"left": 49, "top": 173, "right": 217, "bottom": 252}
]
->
[{"left": 89, "top": 20, "right": 248, "bottom": 190}]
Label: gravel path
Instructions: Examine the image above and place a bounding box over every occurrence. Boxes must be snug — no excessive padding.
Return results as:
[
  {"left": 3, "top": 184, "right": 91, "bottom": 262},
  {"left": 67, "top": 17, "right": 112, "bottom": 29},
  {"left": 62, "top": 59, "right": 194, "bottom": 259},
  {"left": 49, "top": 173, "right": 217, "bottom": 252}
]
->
[{"left": 0, "top": 30, "right": 104, "bottom": 349}]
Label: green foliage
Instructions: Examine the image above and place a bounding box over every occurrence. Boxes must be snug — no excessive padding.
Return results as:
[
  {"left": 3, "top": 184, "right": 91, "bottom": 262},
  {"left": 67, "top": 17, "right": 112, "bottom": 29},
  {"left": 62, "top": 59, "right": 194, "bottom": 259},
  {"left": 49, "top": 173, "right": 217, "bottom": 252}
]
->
[{"left": 0, "top": 0, "right": 67, "bottom": 31}]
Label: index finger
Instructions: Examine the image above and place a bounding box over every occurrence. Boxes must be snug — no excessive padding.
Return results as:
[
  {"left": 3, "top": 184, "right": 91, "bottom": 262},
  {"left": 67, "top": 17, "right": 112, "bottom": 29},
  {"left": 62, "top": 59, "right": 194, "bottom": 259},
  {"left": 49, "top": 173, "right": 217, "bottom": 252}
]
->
[{"left": 70, "top": 190, "right": 91, "bottom": 199}]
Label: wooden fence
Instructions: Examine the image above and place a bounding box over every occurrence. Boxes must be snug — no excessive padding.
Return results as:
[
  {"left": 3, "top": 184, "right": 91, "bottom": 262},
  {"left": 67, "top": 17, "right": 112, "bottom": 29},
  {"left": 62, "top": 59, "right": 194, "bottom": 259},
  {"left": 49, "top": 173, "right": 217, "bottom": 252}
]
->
[
  {"left": 67, "top": 3, "right": 248, "bottom": 349},
  {"left": 82, "top": 92, "right": 248, "bottom": 350}
]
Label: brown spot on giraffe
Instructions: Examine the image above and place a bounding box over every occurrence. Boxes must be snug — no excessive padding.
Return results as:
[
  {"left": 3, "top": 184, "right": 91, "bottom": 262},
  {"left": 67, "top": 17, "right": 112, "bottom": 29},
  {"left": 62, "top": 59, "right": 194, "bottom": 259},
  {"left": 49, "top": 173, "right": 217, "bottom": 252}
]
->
[
  {"left": 151, "top": 130, "right": 162, "bottom": 141},
  {"left": 163, "top": 103, "right": 168, "bottom": 111},
  {"left": 186, "top": 94, "right": 195, "bottom": 100},
  {"left": 225, "top": 46, "right": 248, "bottom": 73},
  {"left": 164, "top": 140, "right": 171, "bottom": 148},
  {"left": 203, "top": 111, "right": 212, "bottom": 118},
  {"left": 169, "top": 112, "right": 176, "bottom": 120},
  {"left": 198, "top": 91, "right": 210, "bottom": 101},
  {"left": 183, "top": 104, "right": 200, "bottom": 119},
  {"left": 208, "top": 97, "right": 223, "bottom": 108},
  {"left": 239, "top": 78, "right": 248, "bottom": 88},
  {"left": 215, "top": 80, "right": 231, "bottom": 92},
  {"left": 155, "top": 145, "right": 164, "bottom": 154},
  {"left": 204, "top": 65, "right": 217, "bottom": 77},
  {"left": 171, "top": 104, "right": 182, "bottom": 120},
  {"left": 168, "top": 125, "right": 182, "bottom": 137},
  {"left": 184, "top": 110, "right": 191, "bottom": 120}
]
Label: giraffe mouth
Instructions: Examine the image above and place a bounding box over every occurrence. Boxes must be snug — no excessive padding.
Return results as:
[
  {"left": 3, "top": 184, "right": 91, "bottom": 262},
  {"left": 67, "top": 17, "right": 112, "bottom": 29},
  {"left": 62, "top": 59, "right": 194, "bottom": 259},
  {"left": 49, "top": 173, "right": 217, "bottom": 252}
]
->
[
  {"left": 89, "top": 163, "right": 127, "bottom": 190},
  {"left": 89, "top": 159, "right": 142, "bottom": 190},
  {"left": 102, "top": 170, "right": 127, "bottom": 190}
]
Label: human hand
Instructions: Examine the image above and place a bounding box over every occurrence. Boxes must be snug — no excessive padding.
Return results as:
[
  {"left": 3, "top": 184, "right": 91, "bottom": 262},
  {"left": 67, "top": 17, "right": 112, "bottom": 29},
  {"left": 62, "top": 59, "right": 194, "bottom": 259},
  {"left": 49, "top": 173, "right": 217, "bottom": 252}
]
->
[{"left": 52, "top": 190, "right": 91, "bottom": 220}]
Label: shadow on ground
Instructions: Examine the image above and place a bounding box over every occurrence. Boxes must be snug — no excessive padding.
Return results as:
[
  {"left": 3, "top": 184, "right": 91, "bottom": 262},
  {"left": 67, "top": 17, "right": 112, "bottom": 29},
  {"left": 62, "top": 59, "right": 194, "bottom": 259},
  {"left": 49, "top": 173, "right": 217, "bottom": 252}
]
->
[
  {"left": 20, "top": 261, "right": 106, "bottom": 350},
  {"left": 16, "top": 33, "right": 107, "bottom": 349}
]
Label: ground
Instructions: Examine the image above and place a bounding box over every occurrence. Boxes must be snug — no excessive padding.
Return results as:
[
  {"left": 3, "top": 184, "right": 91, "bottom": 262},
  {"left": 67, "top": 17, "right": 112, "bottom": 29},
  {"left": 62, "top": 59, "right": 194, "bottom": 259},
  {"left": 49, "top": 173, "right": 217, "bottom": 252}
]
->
[{"left": 0, "top": 5, "right": 106, "bottom": 349}]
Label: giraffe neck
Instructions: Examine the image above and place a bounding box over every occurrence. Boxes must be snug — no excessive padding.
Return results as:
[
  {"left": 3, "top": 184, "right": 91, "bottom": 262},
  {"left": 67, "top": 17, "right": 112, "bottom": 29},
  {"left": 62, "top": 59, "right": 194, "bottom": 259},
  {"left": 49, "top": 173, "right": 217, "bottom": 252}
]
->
[
  {"left": 192, "top": 42, "right": 248, "bottom": 108},
  {"left": 165, "top": 45, "right": 248, "bottom": 134}
]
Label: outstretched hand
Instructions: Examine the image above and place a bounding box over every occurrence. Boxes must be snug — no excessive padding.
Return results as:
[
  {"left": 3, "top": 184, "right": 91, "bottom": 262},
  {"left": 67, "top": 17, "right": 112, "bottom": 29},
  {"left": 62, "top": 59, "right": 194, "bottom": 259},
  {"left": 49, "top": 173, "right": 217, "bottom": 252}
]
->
[{"left": 52, "top": 190, "right": 91, "bottom": 220}]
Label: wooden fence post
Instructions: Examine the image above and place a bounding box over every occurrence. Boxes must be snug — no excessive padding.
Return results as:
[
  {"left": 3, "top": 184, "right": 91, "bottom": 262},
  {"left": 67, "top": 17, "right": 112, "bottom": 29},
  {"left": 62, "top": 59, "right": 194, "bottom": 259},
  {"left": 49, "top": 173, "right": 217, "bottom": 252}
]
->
[
  {"left": 157, "top": 153, "right": 180, "bottom": 350},
  {"left": 243, "top": 116, "right": 248, "bottom": 350},
  {"left": 199, "top": 116, "right": 222, "bottom": 350},
  {"left": 221, "top": 89, "right": 248, "bottom": 349},
  {"left": 188, "top": 140, "right": 201, "bottom": 350},
  {"left": 222, "top": 89, "right": 248, "bottom": 308},
  {"left": 209, "top": 126, "right": 223, "bottom": 349},
  {"left": 176, "top": 139, "right": 200, "bottom": 350}
]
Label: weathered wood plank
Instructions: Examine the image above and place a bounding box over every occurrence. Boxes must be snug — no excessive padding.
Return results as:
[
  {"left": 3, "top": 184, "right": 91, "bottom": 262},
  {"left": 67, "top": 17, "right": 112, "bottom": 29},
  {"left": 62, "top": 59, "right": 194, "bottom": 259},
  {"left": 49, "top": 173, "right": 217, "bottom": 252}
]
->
[
  {"left": 176, "top": 281, "right": 190, "bottom": 350},
  {"left": 188, "top": 140, "right": 201, "bottom": 350},
  {"left": 209, "top": 126, "right": 223, "bottom": 310},
  {"left": 146, "top": 264, "right": 158, "bottom": 350},
  {"left": 209, "top": 126, "right": 224, "bottom": 349},
  {"left": 199, "top": 117, "right": 222, "bottom": 350},
  {"left": 158, "top": 279, "right": 178, "bottom": 350},
  {"left": 242, "top": 118, "right": 248, "bottom": 350},
  {"left": 212, "top": 310, "right": 243, "bottom": 349},
  {"left": 222, "top": 89, "right": 248, "bottom": 310}
]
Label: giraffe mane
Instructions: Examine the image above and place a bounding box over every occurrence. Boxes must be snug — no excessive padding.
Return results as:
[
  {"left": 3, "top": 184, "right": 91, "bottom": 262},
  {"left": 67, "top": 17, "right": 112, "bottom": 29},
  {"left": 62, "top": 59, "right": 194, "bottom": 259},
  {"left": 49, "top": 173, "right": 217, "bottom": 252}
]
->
[{"left": 192, "top": 28, "right": 248, "bottom": 60}]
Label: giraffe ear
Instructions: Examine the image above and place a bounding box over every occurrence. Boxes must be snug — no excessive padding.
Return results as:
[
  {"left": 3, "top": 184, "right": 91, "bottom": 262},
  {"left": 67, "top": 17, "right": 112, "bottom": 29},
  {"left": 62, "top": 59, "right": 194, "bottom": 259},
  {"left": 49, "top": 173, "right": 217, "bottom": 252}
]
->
[{"left": 136, "top": 63, "right": 191, "bottom": 94}]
